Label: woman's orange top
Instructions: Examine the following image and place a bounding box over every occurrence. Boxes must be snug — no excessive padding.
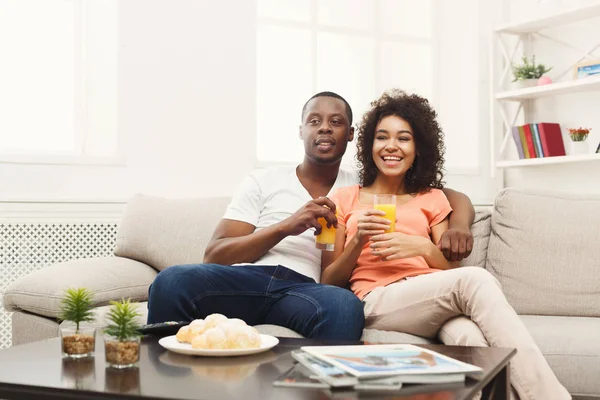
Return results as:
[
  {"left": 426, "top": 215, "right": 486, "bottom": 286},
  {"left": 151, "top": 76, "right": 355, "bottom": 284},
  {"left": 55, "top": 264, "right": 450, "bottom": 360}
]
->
[{"left": 328, "top": 185, "right": 452, "bottom": 299}]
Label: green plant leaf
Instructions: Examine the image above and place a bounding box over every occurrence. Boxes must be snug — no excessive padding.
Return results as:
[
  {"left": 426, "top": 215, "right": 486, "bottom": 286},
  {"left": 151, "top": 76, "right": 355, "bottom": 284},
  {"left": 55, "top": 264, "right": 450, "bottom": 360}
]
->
[
  {"left": 512, "top": 55, "right": 552, "bottom": 82},
  {"left": 103, "top": 299, "right": 143, "bottom": 341},
  {"left": 58, "top": 288, "right": 95, "bottom": 333}
]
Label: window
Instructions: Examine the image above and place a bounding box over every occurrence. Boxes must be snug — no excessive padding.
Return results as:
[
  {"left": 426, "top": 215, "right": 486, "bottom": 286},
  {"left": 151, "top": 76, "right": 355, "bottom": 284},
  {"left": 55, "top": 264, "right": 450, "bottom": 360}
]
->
[
  {"left": 0, "top": 0, "right": 119, "bottom": 165},
  {"left": 256, "top": 0, "right": 434, "bottom": 166}
]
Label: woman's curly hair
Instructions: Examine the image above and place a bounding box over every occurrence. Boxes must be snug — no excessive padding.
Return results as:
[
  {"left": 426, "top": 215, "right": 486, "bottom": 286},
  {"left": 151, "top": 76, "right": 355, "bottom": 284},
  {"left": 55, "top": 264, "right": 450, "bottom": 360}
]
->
[{"left": 355, "top": 89, "right": 445, "bottom": 193}]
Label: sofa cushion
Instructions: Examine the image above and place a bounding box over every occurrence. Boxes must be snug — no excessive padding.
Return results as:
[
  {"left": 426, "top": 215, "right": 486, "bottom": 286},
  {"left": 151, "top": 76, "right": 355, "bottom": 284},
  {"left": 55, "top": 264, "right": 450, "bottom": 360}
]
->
[
  {"left": 114, "top": 194, "right": 230, "bottom": 271},
  {"left": 3, "top": 257, "right": 156, "bottom": 318},
  {"left": 487, "top": 188, "right": 600, "bottom": 317},
  {"left": 459, "top": 208, "right": 492, "bottom": 268},
  {"left": 521, "top": 315, "right": 600, "bottom": 397}
]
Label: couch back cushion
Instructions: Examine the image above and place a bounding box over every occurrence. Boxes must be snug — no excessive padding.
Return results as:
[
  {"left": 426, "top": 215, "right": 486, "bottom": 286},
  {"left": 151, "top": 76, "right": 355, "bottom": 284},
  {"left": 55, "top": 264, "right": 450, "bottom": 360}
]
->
[
  {"left": 459, "top": 207, "right": 492, "bottom": 268},
  {"left": 114, "top": 195, "right": 230, "bottom": 271},
  {"left": 486, "top": 188, "right": 600, "bottom": 317}
]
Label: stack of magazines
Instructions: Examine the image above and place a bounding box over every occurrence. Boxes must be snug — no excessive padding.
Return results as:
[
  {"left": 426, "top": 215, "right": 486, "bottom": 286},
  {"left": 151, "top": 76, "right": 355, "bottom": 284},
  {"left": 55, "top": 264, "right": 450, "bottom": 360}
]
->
[{"left": 273, "top": 344, "right": 483, "bottom": 391}]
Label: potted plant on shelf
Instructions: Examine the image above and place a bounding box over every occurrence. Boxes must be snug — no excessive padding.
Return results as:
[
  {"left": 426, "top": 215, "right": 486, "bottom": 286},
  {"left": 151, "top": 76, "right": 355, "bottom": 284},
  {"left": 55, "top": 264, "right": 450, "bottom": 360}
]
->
[
  {"left": 58, "top": 288, "right": 96, "bottom": 358},
  {"left": 567, "top": 127, "right": 592, "bottom": 155},
  {"left": 512, "top": 56, "right": 552, "bottom": 88},
  {"left": 104, "top": 299, "right": 143, "bottom": 369}
]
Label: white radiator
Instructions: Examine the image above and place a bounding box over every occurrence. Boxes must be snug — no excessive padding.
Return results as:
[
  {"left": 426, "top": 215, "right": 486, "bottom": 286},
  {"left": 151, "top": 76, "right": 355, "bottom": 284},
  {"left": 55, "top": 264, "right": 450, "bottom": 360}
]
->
[{"left": 0, "top": 222, "right": 118, "bottom": 348}]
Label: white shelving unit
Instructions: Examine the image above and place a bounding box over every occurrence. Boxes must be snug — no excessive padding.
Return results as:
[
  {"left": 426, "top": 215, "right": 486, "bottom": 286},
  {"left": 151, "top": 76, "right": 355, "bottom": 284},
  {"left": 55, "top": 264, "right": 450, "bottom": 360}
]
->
[
  {"left": 490, "top": 5, "right": 600, "bottom": 171},
  {"left": 496, "top": 153, "right": 600, "bottom": 168}
]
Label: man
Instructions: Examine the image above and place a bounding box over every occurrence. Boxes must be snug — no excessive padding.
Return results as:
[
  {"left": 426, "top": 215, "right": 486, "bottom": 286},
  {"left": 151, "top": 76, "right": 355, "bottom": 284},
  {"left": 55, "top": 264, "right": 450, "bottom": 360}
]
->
[{"left": 147, "top": 92, "right": 474, "bottom": 341}]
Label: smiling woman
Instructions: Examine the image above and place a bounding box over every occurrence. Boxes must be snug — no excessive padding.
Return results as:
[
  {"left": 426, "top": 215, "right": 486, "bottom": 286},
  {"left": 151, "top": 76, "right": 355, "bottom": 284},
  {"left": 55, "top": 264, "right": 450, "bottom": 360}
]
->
[
  {"left": 355, "top": 90, "right": 445, "bottom": 193},
  {"left": 320, "top": 89, "right": 571, "bottom": 400}
]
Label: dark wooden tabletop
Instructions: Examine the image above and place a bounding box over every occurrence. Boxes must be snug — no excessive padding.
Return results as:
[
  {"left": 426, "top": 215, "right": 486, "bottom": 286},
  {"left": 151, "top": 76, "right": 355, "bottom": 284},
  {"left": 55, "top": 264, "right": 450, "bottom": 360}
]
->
[{"left": 0, "top": 335, "right": 515, "bottom": 400}]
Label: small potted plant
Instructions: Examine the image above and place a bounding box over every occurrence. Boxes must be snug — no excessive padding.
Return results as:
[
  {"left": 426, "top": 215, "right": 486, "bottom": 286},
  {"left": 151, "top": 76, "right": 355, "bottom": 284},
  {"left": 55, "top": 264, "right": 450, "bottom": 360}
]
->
[
  {"left": 103, "top": 299, "right": 143, "bottom": 369},
  {"left": 567, "top": 127, "right": 592, "bottom": 155},
  {"left": 58, "top": 288, "right": 96, "bottom": 358},
  {"left": 512, "top": 56, "right": 552, "bottom": 88}
]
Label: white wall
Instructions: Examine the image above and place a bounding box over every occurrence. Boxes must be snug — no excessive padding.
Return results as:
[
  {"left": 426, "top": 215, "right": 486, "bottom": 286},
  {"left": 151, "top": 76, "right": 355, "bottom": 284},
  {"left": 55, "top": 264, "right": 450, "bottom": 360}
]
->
[
  {"left": 0, "top": 0, "right": 256, "bottom": 203},
  {"left": 437, "top": 0, "right": 500, "bottom": 205},
  {"left": 501, "top": 0, "right": 600, "bottom": 194}
]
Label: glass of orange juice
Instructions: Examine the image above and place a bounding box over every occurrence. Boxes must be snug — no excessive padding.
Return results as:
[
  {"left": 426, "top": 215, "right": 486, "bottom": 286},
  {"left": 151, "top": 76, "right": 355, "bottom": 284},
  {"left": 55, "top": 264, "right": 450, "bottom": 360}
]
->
[
  {"left": 316, "top": 214, "right": 336, "bottom": 251},
  {"left": 373, "top": 194, "right": 396, "bottom": 233}
]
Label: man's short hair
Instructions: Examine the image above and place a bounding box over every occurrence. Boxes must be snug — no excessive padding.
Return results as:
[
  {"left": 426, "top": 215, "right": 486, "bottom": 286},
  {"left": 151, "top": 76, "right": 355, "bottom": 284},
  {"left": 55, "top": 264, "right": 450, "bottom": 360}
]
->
[{"left": 301, "top": 91, "right": 353, "bottom": 125}]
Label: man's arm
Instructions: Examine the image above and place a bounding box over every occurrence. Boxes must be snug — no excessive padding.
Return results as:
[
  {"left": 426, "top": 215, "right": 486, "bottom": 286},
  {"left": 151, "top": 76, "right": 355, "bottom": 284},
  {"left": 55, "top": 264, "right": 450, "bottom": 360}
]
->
[
  {"left": 440, "top": 188, "right": 475, "bottom": 262},
  {"left": 203, "top": 219, "right": 287, "bottom": 265},
  {"left": 203, "top": 197, "right": 338, "bottom": 265}
]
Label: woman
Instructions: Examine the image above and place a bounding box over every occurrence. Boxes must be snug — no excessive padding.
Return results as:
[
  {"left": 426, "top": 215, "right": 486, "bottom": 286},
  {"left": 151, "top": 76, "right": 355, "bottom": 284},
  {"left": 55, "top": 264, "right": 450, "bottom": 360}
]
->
[{"left": 322, "top": 90, "right": 569, "bottom": 400}]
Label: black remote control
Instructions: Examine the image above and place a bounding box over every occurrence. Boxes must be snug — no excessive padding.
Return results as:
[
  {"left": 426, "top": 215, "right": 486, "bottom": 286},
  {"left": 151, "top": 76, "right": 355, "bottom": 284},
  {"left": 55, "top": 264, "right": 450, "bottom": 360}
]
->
[{"left": 137, "top": 321, "right": 188, "bottom": 337}]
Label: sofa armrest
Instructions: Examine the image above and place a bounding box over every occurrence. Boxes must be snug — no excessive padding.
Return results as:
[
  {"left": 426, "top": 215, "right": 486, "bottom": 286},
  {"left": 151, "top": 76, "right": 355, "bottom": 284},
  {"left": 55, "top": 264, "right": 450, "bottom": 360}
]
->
[{"left": 3, "top": 257, "right": 158, "bottom": 319}]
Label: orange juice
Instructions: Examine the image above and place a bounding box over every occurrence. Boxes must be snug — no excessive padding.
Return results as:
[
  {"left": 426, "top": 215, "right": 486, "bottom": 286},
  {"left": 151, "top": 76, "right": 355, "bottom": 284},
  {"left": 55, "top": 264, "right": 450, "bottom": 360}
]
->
[
  {"left": 316, "top": 217, "right": 336, "bottom": 251},
  {"left": 374, "top": 203, "right": 396, "bottom": 233}
]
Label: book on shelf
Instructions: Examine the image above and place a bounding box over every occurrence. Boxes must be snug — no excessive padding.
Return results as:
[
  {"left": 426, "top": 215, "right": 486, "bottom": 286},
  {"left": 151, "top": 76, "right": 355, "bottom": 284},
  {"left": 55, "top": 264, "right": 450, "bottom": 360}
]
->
[
  {"left": 531, "top": 124, "right": 545, "bottom": 157},
  {"left": 522, "top": 124, "right": 538, "bottom": 158},
  {"left": 538, "top": 122, "right": 566, "bottom": 157},
  {"left": 511, "top": 123, "right": 566, "bottom": 159},
  {"left": 511, "top": 127, "right": 525, "bottom": 159},
  {"left": 299, "top": 344, "right": 482, "bottom": 380},
  {"left": 517, "top": 125, "right": 531, "bottom": 158}
]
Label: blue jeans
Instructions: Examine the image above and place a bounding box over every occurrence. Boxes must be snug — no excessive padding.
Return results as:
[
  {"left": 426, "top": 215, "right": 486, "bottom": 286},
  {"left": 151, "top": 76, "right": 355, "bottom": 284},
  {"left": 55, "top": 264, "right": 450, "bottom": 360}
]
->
[{"left": 147, "top": 264, "right": 365, "bottom": 341}]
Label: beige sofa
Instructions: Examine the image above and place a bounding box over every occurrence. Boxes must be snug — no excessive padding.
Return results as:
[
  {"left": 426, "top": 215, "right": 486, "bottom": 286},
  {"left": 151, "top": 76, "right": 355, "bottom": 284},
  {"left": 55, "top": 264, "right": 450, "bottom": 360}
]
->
[{"left": 4, "top": 188, "right": 600, "bottom": 398}]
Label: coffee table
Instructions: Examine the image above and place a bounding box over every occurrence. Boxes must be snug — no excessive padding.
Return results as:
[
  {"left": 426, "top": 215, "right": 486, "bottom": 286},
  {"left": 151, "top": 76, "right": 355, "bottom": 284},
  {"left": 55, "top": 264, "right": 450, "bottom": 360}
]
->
[{"left": 0, "top": 335, "right": 515, "bottom": 399}]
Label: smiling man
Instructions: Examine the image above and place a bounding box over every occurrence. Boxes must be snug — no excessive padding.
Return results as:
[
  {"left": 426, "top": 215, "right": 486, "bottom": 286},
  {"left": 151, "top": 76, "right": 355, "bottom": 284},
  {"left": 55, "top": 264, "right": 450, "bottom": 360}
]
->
[{"left": 146, "top": 91, "right": 475, "bottom": 340}]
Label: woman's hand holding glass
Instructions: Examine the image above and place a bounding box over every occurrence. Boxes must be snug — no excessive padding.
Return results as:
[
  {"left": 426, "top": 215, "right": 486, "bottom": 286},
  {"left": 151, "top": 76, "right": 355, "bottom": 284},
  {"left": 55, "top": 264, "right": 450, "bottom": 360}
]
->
[
  {"left": 354, "top": 210, "right": 391, "bottom": 245},
  {"left": 369, "top": 232, "right": 433, "bottom": 261}
]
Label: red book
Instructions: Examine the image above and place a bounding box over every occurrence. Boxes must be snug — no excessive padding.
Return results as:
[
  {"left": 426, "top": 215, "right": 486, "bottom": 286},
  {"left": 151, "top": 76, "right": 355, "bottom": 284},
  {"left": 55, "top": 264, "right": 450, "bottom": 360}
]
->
[
  {"left": 522, "top": 124, "right": 537, "bottom": 158},
  {"left": 537, "top": 123, "right": 566, "bottom": 157}
]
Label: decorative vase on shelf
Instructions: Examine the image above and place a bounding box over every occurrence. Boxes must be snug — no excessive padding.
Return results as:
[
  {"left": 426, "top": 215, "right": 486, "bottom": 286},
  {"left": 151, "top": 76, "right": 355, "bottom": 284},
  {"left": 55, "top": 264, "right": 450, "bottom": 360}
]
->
[
  {"left": 513, "top": 79, "right": 538, "bottom": 89},
  {"left": 569, "top": 140, "right": 588, "bottom": 155},
  {"left": 568, "top": 128, "right": 592, "bottom": 155}
]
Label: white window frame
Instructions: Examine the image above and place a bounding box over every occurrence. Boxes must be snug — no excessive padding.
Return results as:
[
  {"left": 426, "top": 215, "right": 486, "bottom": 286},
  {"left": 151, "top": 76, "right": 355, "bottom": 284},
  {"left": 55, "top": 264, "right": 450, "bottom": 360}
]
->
[
  {"left": 0, "top": 0, "right": 123, "bottom": 167},
  {"left": 256, "top": 0, "right": 437, "bottom": 169}
]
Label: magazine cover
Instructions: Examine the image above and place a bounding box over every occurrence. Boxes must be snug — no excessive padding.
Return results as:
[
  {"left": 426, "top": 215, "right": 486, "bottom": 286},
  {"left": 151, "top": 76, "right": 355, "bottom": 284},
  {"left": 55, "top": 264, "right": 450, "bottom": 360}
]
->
[{"left": 300, "top": 344, "right": 483, "bottom": 378}]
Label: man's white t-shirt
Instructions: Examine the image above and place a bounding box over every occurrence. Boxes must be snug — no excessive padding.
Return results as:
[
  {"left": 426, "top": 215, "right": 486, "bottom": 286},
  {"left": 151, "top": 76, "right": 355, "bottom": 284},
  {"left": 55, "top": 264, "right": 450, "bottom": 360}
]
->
[{"left": 222, "top": 166, "right": 359, "bottom": 283}]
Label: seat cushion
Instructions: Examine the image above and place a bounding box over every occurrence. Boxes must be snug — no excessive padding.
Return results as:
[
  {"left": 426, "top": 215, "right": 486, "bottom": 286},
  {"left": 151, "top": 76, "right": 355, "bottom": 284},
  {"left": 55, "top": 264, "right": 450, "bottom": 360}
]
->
[
  {"left": 487, "top": 188, "right": 600, "bottom": 317},
  {"left": 521, "top": 315, "right": 600, "bottom": 397}
]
